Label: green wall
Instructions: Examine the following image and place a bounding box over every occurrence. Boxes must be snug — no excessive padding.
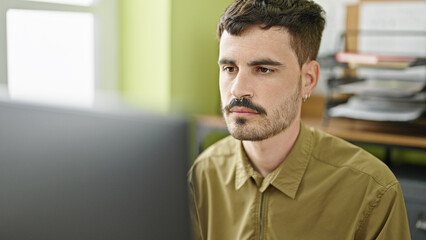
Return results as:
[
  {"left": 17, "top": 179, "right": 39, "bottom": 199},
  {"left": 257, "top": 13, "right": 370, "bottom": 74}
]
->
[
  {"left": 170, "top": 0, "right": 231, "bottom": 115},
  {"left": 119, "top": 0, "right": 171, "bottom": 113},
  {"left": 119, "top": 0, "right": 231, "bottom": 114}
]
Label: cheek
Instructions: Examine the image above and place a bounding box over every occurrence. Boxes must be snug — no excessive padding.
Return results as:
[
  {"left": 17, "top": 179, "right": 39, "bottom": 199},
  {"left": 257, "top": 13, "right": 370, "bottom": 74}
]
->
[
  {"left": 256, "top": 84, "right": 289, "bottom": 107},
  {"left": 219, "top": 77, "right": 231, "bottom": 99}
]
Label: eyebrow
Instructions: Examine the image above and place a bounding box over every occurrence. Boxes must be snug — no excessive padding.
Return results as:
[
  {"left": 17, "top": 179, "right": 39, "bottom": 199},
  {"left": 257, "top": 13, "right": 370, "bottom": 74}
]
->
[
  {"left": 218, "top": 58, "right": 236, "bottom": 65},
  {"left": 218, "top": 58, "right": 284, "bottom": 67},
  {"left": 248, "top": 58, "right": 284, "bottom": 67}
]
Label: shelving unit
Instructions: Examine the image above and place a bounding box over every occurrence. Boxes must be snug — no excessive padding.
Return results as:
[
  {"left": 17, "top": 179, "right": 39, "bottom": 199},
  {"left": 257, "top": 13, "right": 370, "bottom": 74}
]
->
[{"left": 318, "top": 30, "right": 426, "bottom": 126}]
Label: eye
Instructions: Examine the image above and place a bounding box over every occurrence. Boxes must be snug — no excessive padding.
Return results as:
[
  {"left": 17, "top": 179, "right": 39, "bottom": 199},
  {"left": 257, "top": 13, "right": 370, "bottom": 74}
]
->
[
  {"left": 223, "top": 66, "right": 237, "bottom": 73},
  {"left": 257, "top": 67, "right": 274, "bottom": 73}
]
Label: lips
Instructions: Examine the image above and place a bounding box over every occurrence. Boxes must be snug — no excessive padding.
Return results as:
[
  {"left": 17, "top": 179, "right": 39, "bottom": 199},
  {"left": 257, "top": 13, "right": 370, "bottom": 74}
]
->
[
  {"left": 229, "top": 107, "right": 259, "bottom": 115},
  {"left": 224, "top": 97, "right": 267, "bottom": 116}
]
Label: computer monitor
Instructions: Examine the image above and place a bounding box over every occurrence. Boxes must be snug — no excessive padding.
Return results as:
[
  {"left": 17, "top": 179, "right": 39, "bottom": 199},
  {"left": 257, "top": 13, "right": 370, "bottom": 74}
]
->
[{"left": 0, "top": 99, "right": 190, "bottom": 240}]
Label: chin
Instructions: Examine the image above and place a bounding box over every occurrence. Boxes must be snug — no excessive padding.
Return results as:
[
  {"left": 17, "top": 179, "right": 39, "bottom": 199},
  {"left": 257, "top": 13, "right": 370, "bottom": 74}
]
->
[
  {"left": 227, "top": 121, "right": 272, "bottom": 142},
  {"left": 226, "top": 116, "right": 295, "bottom": 142}
]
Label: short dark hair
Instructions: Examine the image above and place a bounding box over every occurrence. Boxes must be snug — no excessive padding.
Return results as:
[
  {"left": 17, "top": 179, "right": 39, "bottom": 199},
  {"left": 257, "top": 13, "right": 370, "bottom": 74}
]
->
[{"left": 217, "top": 0, "right": 326, "bottom": 67}]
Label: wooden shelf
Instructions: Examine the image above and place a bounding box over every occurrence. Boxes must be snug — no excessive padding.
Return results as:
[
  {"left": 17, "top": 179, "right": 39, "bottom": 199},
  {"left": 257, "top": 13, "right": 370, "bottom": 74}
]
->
[
  {"left": 303, "top": 95, "right": 426, "bottom": 149},
  {"left": 303, "top": 117, "right": 426, "bottom": 149}
]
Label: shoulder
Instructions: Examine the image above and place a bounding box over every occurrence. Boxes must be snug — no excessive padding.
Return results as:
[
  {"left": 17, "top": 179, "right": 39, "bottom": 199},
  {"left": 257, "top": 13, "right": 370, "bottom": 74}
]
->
[
  {"left": 196, "top": 135, "right": 239, "bottom": 161},
  {"left": 188, "top": 135, "right": 239, "bottom": 182},
  {"left": 308, "top": 126, "right": 397, "bottom": 187}
]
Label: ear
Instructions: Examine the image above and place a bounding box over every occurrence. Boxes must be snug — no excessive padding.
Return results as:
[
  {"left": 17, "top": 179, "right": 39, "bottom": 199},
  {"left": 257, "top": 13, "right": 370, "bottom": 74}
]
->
[{"left": 301, "top": 60, "right": 320, "bottom": 98}]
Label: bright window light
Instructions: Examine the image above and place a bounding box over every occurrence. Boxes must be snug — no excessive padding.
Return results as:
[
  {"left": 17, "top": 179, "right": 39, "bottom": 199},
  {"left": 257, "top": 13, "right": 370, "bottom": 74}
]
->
[
  {"left": 26, "top": 0, "right": 94, "bottom": 7},
  {"left": 7, "top": 9, "right": 94, "bottom": 107}
]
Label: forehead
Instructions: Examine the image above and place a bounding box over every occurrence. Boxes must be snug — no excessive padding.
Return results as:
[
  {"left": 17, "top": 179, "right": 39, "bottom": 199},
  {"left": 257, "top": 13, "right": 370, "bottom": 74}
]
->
[{"left": 219, "top": 25, "right": 298, "bottom": 65}]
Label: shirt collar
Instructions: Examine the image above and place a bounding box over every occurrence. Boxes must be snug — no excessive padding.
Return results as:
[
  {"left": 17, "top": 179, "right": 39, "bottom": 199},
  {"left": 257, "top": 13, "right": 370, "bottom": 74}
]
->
[
  {"left": 234, "top": 141, "right": 254, "bottom": 190},
  {"left": 234, "top": 122, "right": 313, "bottom": 199}
]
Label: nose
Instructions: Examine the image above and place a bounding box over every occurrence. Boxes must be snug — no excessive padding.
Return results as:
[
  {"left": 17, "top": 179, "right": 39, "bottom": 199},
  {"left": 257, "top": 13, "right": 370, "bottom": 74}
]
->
[{"left": 230, "top": 70, "right": 254, "bottom": 99}]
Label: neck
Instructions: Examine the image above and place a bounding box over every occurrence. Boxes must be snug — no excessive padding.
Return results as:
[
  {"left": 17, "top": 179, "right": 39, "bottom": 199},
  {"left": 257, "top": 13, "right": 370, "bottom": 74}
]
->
[{"left": 243, "top": 118, "right": 301, "bottom": 178}]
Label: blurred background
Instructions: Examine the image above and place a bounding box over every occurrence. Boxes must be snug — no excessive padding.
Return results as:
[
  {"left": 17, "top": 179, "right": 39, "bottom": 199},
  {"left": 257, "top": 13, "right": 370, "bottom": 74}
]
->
[{"left": 0, "top": 0, "right": 382, "bottom": 113}]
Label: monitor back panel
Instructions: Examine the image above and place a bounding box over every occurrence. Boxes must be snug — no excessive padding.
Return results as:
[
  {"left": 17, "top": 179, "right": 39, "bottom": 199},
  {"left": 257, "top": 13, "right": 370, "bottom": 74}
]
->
[{"left": 0, "top": 101, "right": 190, "bottom": 240}]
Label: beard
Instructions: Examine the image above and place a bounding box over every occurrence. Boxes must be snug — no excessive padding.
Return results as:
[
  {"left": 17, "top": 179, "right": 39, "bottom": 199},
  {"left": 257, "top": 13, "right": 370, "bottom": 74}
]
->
[{"left": 222, "top": 79, "right": 301, "bottom": 141}]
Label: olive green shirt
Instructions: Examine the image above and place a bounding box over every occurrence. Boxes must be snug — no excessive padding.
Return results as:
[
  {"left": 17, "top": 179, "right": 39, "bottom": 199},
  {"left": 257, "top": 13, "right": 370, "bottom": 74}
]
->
[{"left": 188, "top": 123, "right": 411, "bottom": 240}]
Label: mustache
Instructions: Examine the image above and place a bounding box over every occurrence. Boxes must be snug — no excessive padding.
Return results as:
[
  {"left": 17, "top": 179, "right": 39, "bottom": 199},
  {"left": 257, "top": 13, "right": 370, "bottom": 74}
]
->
[{"left": 224, "top": 98, "right": 267, "bottom": 115}]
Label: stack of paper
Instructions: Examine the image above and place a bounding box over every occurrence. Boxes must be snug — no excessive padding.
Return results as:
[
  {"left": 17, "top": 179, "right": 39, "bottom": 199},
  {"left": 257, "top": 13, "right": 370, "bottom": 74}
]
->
[
  {"left": 329, "top": 79, "right": 426, "bottom": 122},
  {"left": 337, "top": 79, "right": 426, "bottom": 98},
  {"left": 335, "top": 51, "right": 421, "bottom": 70}
]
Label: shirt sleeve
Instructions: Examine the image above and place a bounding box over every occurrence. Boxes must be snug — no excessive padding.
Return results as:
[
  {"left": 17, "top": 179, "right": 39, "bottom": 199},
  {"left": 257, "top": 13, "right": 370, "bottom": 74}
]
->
[{"left": 356, "top": 182, "right": 411, "bottom": 240}]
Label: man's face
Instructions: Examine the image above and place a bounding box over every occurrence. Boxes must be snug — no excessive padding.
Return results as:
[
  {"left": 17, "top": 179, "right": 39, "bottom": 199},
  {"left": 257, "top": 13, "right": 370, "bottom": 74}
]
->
[{"left": 219, "top": 26, "right": 302, "bottom": 141}]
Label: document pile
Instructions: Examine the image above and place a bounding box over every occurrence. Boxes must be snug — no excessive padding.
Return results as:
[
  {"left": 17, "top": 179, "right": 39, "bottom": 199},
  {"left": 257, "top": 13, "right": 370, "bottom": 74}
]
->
[
  {"left": 328, "top": 79, "right": 426, "bottom": 122},
  {"left": 334, "top": 51, "right": 424, "bottom": 70}
]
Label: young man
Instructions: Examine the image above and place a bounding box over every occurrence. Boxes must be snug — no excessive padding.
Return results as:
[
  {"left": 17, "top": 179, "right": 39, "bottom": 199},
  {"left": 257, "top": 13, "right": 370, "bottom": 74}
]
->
[{"left": 188, "top": 0, "right": 411, "bottom": 239}]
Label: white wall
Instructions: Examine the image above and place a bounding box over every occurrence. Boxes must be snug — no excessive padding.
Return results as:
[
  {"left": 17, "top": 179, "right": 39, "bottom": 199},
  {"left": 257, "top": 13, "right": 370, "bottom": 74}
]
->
[{"left": 315, "top": 0, "right": 359, "bottom": 94}]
